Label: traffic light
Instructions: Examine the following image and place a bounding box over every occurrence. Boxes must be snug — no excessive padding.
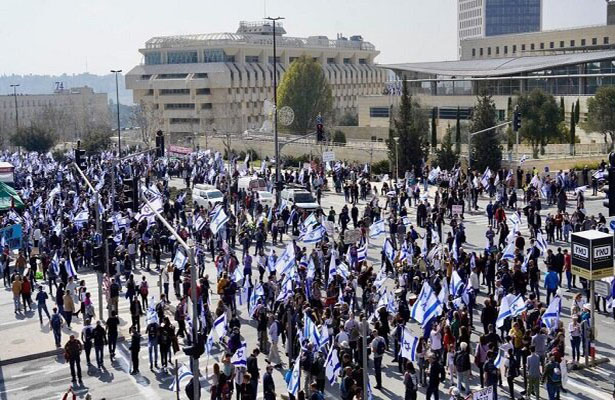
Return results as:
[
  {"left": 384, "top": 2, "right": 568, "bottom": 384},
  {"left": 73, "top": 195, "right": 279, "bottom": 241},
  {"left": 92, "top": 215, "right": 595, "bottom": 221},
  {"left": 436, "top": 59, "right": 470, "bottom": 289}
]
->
[
  {"left": 513, "top": 110, "right": 522, "bottom": 132},
  {"left": 604, "top": 152, "right": 615, "bottom": 216},
  {"left": 92, "top": 245, "right": 104, "bottom": 272},
  {"left": 75, "top": 140, "right": 86, "bottom": 170},
  {"left": 155, "top": 130, "right": 165, "bottom": 158},
  {"left": 183, "top": 333, "right": 205, "bottom": 359},
  {"left": 121, "top": 177, "right": 139, "bottom": 211}
]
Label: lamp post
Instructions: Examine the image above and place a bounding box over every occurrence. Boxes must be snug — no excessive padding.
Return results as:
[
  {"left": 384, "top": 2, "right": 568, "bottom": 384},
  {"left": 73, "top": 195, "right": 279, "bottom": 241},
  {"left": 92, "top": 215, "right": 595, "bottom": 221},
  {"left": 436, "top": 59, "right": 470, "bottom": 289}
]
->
[
  {"left": 111, "top": 70, "right": 122, "bottom": 155},
  {"left": 393, "top": 136, "right": 400, "bottom": 180},
  {"left": 265, "top": 16, "right": 285, "bottom": 199},
  {"left": 10, "top": 84, "right": 19, "bottom": 132}
]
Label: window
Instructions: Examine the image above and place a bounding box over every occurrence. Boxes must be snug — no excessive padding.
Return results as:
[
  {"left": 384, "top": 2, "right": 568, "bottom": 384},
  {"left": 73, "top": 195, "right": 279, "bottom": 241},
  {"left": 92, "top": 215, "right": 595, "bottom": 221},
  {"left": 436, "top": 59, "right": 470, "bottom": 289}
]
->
[
  {"left": 245, "top": 55, "right": 259, "bottom": 63},
  {"left": 160, "top": 89, "right": 189, "bottom": 95},
  {"left": 550, "top": 42, "right": 554, "bottom": 49},
  {"left": 521, "top": 44, "right": 526, "bottom": 51},
  {"left": 472, "top": 48, "right": 476, "bottom": 57},
  {"left": 327, "top": 58, "right": 336, "bottom": 65},
  {"left": 170, "top": 118, "right": 199, "bottom": 124},
  {"left": 289, "top": 57, "right": 298, "bottom": 64},
  {"left": 592, "top": 38, "right": 598, "bottom": 45},
  {"left": 504, "top": 45, "right": 508, "bottom": 54},
  {"left": 540, "top": 43, "right": 544, "bottom": 49},
  {"left": 157, "top": 74, "right": 188, "bottom": 79},
  {"left": 369, "top": 107, "right": 390, "bottom": 118},
  {"left": 530, "top": 43, "right": 535, "bottom": 50},
  {"left": 559, "top": 41, "right": 564, "bottom": 48},
  {"left": 194, "top": 73, "right": 208, "bottom": 79},
  {"left": 570, "top": 40, "right": 575, "bottom": 47},
  {"left": 343, "top": 58, "right": 351, "bottom": 64},
  {"left": 487, "top": 47, "right": 491, "bottom": 56},
  {"left": 140, "top": 75, "right": 152, "bottom": 80},
  {"left": 168, "top": 51, "right": 198, "bottom": 64},
  {"left": 581, "top": 39, "right": 586, "bottom": 46},
  {"left": 359, "top": 58, "right": 367, "bottom": 64},
  {"left": 196, "top": 88, "right": 211, "bottom": 95},
  {"left": 605, "top": 37, "right": 610, "bottom": 44},
  {"left": 164, "top": 103, "right": 195, "bottom": 110},
  {"left": 268, "top": 56, "right": 280, "bottom": 64},
  {"left": 512, "top": 45, "right": 517, "bottom": 53},
  {"left": 496, "top": 46, "right": 499, "bottom": 55},
  {"left": 201, "top": 103, "right": 212, "bottom": 110},
  {"left": 144, "top": 52, "right": 162, "bottom": 65},
  {"left": 204, "top": 49, "right": 232, "bottom": 63},
  {"left": 480, "top": 48, "right": 483, "bottom": 56}
]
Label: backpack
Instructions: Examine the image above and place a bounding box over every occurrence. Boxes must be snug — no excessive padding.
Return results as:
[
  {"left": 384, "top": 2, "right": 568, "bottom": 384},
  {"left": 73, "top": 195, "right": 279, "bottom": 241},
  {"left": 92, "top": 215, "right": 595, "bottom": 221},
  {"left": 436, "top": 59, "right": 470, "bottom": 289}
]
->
[
  {"left": 140, "top": 283, "right": 148, "bottom": 296},
  {"left": 550, "top": 365, "right": 562, "bottom": 383},
  {"left": 376, "top": 338, "right": 386, "bottom": 355}
]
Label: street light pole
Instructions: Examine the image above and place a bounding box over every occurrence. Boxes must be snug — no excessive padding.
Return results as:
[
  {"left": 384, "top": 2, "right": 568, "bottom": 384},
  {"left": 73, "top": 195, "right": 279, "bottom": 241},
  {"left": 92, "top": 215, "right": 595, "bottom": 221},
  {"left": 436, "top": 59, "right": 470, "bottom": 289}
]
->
[
  {"left": 265, "top": 16, "right": 285, "bottom": 199},
  {"left": 10, "top": 84, "right": 20, "bottom": 153},
  {"left": 111, "top": 70, "right": 122, "bottom": 155}
]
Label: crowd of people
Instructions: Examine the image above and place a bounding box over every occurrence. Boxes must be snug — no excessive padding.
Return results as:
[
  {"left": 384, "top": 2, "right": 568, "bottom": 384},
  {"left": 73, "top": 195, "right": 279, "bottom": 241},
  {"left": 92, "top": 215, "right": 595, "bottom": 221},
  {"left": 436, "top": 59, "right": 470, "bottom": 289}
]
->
[{"left": 3, "top": 148, "right": 614, "bottom": 400}]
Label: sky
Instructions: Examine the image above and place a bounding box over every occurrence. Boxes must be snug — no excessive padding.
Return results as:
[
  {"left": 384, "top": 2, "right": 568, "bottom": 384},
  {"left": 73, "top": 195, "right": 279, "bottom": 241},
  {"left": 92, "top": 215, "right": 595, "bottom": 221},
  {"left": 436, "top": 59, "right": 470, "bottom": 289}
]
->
[{"left": 0, "top": 0, "right": 608, "bottom": 76}]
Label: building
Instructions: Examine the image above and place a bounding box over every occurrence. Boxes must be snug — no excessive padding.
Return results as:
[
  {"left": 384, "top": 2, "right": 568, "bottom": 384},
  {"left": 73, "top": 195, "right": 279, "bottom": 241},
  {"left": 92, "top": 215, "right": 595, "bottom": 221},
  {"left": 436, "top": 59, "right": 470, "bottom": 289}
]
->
[
  {"left": 458, "top": 0, "right": 542, "bottom": 56},
  {"left": 125, "top": 21, "right": 386, "bottom": 142},
  {"left": 0, "top": 86, "right": 109, "bottom": 140}
]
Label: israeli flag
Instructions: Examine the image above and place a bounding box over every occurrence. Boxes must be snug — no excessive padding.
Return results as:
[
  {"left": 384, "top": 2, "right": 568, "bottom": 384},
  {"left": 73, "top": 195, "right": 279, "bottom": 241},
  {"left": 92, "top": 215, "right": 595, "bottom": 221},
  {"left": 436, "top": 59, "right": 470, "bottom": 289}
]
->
[
  {"left": 494, "top": 348, "right": 504, "bottom": 368},
  {"left": 51, "top": 252, "right": 60, "bottom": 275},
  {"left": 287, "top": 353, "right": 301, "bottom": 397},
  {"left": 452, "top": 236, "right": 459, "bottom": 262},
  {"left": 231, "top": 342, "right": 247, "bottom": 368},
  {"left": 318, "top": 324, "right": 330, "bottom": 350},
  {"left": 173, "top": 250, "right": 188, "bottom": 270},
  {"left": 325, "top": 345, "right": 341, "bottom": 385},
  {"left": 302, "top": 213, "right": 318, "bottom": 231},
  {"left": 301, "top": 225, "right": 325, "bottom": 244},
  {"left": 169, "top": 363, "right": 193, "bottom": 391},
  {"left": 66, "top": 254, "right": 77, "bottom": 278},
  {"left": 450, "top": 270, "right": 464, "bottom": 297},
  {"left": 519, "top": 154, "right": 528, "bottom": 165},
  {"left": 210, "top": 206, "right": 229, "bottom": 235},
  {"left": 502, "top": 241, "right": 516, "bottom": 261},
  {"left": 535, "top": 232, "right": 549, "bottom": 255},
  {"left": 357, "top": 243, "right": 368, "bottom": 262},
  {"left": 74, "top": 210, "right": 89, "bottom": 227},
  {"left": 213, "top": 313, "right": 227, "bottom": 338},
  {"left": 275, "top": 242, "right": 296, "bottom": 275},
  {"left": 369, "top": 219, "right": 386, "bottom": 239},
  {"left": 542, "top": 295, "right": 561, "bottom": 330},
  {"left": 509, "top": 294, "right": 527, "bottom": 318},
  {"left": 410, "top": 282, "right": 442, "bottom": 328},
  {"left": 481, "top": 167, "right": 491, "bottom": 188},
  {"left": 438, "top": 280, "right": 449, "bottom": 304},
  {"left": 383, "top": 238, "right": 397, "bottom": 262},
  {"left": 194, "top": 214, "right": 206, "bottom": 232},
  {"left": 496, "top": 296, "right": 511, "bottom": 329},
  {"left": 399, "top": 327, "right": 419, "bottom": 362}
]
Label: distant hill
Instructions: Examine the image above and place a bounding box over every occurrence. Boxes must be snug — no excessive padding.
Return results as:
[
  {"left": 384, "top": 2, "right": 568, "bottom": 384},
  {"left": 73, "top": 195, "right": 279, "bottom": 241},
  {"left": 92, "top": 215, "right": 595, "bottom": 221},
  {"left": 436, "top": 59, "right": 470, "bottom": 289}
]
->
[{"left": 0, "top": 73, "right": 133, "bottom": 105}]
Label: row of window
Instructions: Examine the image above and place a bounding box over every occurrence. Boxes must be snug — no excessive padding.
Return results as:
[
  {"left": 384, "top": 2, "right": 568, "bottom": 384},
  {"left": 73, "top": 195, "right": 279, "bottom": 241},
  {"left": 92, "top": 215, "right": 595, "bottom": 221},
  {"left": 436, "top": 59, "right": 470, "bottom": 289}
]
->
[
  {"left": 459, "top": 8, "right": 481, "bottom": 21},
  {"left": 459, "top": 0, "right": 482, "bottom": 12},
  {"left": 471, "top": 36, "right": 611, "bottom": 57}
]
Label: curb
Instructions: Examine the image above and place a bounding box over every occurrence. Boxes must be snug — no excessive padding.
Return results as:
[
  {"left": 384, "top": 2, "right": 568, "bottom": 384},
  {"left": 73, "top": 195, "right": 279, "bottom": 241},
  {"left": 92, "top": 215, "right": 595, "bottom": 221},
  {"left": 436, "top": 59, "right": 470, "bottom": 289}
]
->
[
  {"left": 0, "top": 336, "right": 126, "bottom": 367},
  {"left": 569, "top": 357, "right": 610, "bottom": 371}
]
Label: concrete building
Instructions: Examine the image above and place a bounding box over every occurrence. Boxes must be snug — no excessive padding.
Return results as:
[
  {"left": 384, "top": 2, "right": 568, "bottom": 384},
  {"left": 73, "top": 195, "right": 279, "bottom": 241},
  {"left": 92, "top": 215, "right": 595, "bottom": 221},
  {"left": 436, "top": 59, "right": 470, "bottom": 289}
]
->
[
  {"left": 458, "top": 0, "right": 542, "bottom": 56},
  {"left": 125, "top": 21, "right": 386, "bottom": 142},
  {"left": 0, "top": 86, "right": 109, "bottom": 139}
]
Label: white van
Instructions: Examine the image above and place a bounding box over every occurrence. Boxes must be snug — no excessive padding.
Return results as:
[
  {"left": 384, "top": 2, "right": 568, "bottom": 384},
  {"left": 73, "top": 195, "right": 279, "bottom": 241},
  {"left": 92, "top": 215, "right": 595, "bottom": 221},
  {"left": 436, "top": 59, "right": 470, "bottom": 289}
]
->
[
  {"left": 280, "top": 188, "right": 320, "bottom": 212},
  {"left": 192, "top": 184, "right": 224, "bottom": 211},
  {"left": 238, "top": 177, "right": 267, "bottom": 192}
]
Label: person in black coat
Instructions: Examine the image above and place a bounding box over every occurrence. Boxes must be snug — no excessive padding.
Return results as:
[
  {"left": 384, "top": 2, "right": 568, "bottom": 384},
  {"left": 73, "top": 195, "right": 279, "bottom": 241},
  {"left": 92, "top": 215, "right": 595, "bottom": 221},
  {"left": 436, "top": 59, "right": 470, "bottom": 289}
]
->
[
  {"left": 425, "top": 355, "right": 445, "bottom": 400},
  {"left": 263, "top": 365, "right": 276, "bottom": 400},
  {"left": 129, "top": 326, "right": 141, "bottom": 374}
]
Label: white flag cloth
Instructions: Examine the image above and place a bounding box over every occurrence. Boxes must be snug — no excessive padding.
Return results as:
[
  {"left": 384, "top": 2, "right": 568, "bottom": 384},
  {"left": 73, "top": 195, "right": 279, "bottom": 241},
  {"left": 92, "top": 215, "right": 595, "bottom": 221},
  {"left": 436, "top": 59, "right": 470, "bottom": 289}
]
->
[
  {"left": 410, "top": 282, "right": 442, "bottom": 328},
  {"left": 287, "top": 353, "right": 301, "bottom": 397},
  {"left": 169, "top": 363, "right": 193, "bottom": 391},
  {"left": 231, "top": 342, "right": 247, "bottom": 368},
  {"left": 325, "top": 345, "right": 341, "bottom": 385},
  {"left": 369, "top": 219, "right": 386, "bottom": 239},
  {"left": 450, "top": 270, "right": 464, "bottom": 297},
  {"left": 496, "top": 296, "right": 511, "bottom": 328},
  {"left": 535, "top": 231, "right": 549, "bottom": 255},
  {"left": 213, "top": 313, "right": 227, "bottom": 338},
  {"left": 542, "top": 296, "right": 561, "bottom": 330},
  {"left": 275, "top": 242, "right": 296, "bottom": 275},
  {"left": 173, "top": 250, "right": 188, "bottom": 270},
  {"left": 400, "top": 327, "right": 419, "bottom": 362},
  {"left": 210, "top": 206, "right": 229, "bottom": 234},
  {"left": 66, "top": 254, "right": 78, "bottom": 278}
]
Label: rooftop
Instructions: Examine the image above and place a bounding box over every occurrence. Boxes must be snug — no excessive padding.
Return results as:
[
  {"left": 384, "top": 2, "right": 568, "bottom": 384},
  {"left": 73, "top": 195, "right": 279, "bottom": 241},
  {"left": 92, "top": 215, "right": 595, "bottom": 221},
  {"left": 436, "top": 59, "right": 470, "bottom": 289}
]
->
[{"left": 382, "top": 49, "right": 615, "bottom": 78}]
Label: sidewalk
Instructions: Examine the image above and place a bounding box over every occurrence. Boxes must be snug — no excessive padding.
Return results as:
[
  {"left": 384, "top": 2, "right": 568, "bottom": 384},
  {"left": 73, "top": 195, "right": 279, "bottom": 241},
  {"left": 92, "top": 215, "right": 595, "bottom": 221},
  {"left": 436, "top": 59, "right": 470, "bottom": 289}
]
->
[{"left": 0, "top": 266, "right": 171, "bottom": 366}]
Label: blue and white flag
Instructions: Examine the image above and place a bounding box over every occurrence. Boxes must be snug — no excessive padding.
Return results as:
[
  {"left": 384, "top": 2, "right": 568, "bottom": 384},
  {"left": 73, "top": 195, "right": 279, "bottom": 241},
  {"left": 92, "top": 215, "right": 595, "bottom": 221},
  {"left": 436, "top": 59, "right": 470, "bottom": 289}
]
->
[
  {"left": 400, "top": 327, "right": 419, "bottom": 362},
  {"left": 275, "top": 242, "right": 296, "bottom": 275},
  {"left": 450, "top": 270, "right": 464, "bottom": 297},
  {"left": 213, "top": 313, "right": 227, "bottom": 338},
  {"left": 481, "top": 167, "right": 492, "bottom": 188},
  {"left": 210, "top": 206, "right": 229, "bottom": 234},
  {"left": 542, "top": 295, "right": 561, "bottom": 330},
  {"left": 51, "top": 252, "right": 60, "bottom": 275},
  {"left": 496, "top": 296, "right": 511, "bottom": 329},
  {"left": 410, "top": 282, "right": 442, "bottom": 328},
  {"left": 169, "top": 363, "right": 193, "bottom": 391},
  {"left": 318, "top": 324, "right": 330, "bottom": 350},
  {"left": 231, "top": 342, "right": 247, "bottom": 368},
  {"left": 509, "top": 294, "right": 527, "bottom": 317},
  {"left": 66, "top": 254, "right": 77, "bottom": 278},
  {"left": 502, "top": 241, "right": 516, "bottom": 260},
  {"left": 325, "top": 345, "right": 341, "bottom": 385},
  {"left": 357, "top": 243, "right": 368, "bottom": 262},
  {"left": 452, "top": 236, "right": 459, "bottom": 261},
  {"left": 301, "top": 225, "right": 325, "bottom": 244},
  {"left": 369, "top": 219, "right": 386, "bottom": 239},
  {"left": 173, "top": 250, "right": 188, "bottom": 270},
  {"left": 194, "top": 214, "right": 206, "bottom": 232},
  {"left": 383, "top": 238, "right": 396, "bottom": 262},
  {"left": 287, "top": 353, "right": 301, "bottom": 397},
  {"left": 535, "top": 232, "right": 549, "bottom": 255},
  {"left": 494, "top": 348, "right": 505, "bottom": 368}
]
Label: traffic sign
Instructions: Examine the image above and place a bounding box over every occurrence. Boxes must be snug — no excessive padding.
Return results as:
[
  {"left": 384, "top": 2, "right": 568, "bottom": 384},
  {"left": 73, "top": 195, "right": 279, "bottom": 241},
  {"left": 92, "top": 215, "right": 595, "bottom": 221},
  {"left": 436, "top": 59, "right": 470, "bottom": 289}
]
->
[
  {"left": 594, "top": 280, "right": 611, "bottom": 298},
  {"left": 322, "top": 151, "right": 335, "bottom": 163}
]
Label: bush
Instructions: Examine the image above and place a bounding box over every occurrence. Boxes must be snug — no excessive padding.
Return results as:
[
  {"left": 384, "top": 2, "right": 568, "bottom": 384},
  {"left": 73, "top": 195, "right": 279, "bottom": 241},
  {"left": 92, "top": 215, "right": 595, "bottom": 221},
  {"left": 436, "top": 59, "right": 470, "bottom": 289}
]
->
[
  {"left": 81, "top": 127, "right": 112, "bottom": 152},
  {"left": 371, "top": 159, "right": 390, "bottom": 175},
  {"left": 338, "top": 112, "right": 358, "bottom": 126},
  {"left": 332, "top": 130, "right": 347, "bottom": 146},
  {"left": 571, "top": 161, "right": 601, "bottom": 171},
  {"left": 281, "top": 154, "right": 312, "bottom": 167}
]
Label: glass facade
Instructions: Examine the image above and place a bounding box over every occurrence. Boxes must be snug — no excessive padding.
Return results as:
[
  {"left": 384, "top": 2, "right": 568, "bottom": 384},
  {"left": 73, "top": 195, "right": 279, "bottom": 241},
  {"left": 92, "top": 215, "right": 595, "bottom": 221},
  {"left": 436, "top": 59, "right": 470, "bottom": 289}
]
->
[
  {"left": 168, "top": 51, "right": 198, "bottom": 64},
  {"left": 144, "top": 52, "right": 162, "bottom": 65},
  {"left": 204, "top": 49, "right": 234, "bottom": 63},
  {"left": 484, "top": 0, "right": 541, "bottom": 37}
]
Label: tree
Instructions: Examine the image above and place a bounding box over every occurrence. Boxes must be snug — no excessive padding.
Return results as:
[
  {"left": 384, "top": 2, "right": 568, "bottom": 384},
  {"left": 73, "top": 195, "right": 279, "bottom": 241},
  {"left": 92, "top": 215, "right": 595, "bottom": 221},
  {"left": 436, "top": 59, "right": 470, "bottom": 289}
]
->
[
  {"left": 430, "top": 108, "right": 437, "bottom": 149},
  {"left": 516, "top": 89, "right": 563, "bottom": 158},
  {"left": 81, "top": 125, "right": 112, "bottom": 152},
  {"left": 455, "top": 107, "right": 461, "bottom": 154},
  {"left": 10, "top": 125, "right": 58, "bottom": 153},
  {"left": 570, "top": 103, "right": 576, "bottom": 155},
  {"left": 575, "top": 98, "right": 580, "bottom": 125},
  {"left": 560, "top": 97, "right": 565, "bottom": 122},
  {"left": 332, "top": 130, "right": 347, "bottom": 145},
  {"left": 338, "top": 112, "right": 358, "bottom": 126},
  {"left": 435, "top": 126, "right": 459, "bottom": 171},
  {"left": 386, "top": 80, "right": 429, "bottom": 176},
  {"left": 470, "top": 94, "right": 502, "bottom": 172},
  {"left": 586, "top": 87, "right": 615, "bottom": 150},
  {"left": 131, "top": 100, "right": 163, "bottom": 145},
  {"left": 277, "top": 56, "right": 333, "bottom": 134}
]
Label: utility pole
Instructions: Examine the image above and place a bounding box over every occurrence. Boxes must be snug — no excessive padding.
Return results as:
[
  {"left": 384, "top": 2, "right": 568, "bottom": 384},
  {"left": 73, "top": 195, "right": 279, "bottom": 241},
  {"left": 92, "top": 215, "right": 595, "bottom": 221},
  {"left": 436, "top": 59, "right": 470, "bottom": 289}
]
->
[
  {"left": 111, "top": 70, "right": 123, "bottom": 155},
  {"left": 265, "top": 16, "right": 285, "bottom": 200},
  {"left": 361, "top": 317, "right": 369, "bottom": 399}
]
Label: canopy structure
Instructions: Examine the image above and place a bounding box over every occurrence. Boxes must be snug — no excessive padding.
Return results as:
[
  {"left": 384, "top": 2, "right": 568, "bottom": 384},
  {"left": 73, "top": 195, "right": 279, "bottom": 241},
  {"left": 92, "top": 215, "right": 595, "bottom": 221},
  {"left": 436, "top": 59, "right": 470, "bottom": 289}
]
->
[{"left": 0, "top": 182, "right": 24, "bottom": 210}]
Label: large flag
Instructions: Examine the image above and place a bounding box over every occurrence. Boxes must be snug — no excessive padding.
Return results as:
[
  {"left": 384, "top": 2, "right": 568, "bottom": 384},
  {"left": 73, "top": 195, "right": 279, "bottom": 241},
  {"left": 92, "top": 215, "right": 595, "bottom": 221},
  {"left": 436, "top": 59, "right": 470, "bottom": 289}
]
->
[
  {"left": 357, "top": 243, "right": 368, "bottom": 262},
  {"left": 383, "top": 238, "right": 396, "bottom": 262},
  {"left": 325, "top": 345, "right": 341, "bottom": 385},
  {"left": 450, "top": 270, "right": 464, "bottom": 297},
  {"left": 66, "top": 254, "right": 77, "bottom": 278},
  {"left": 210, "top": 206, "right": 229, "bottom": 234},
  {"left": 496, "top": 296, "right": 511, "bottom": 329},
  {"left": 173, "top": 250, "right": 188, "bottom": 270},
  {"left": 542, "top": 295, "right": 561, "bottom": 330},
  {"left": 231, "top": 342, "right": 247, "bottom": 368},
  {"left": 502, "top": 241, "right": 516, "bottom": 260},
  {"left": 287, "top": 353, "right": 301, "bottom": 397},
  {"left": 301, "top": 225, "right": 325, "bottom": 244},
  {"left": 410, "top": 282, "right": 442, "bottom": 328},
  {"left": 275, "top": 242, "right": 296, "bottom": 275},
  {"left": 169, "top": 363, "right": 193, "bottom": 391},
  {"left": 400, "top": 327, "right": 419, "bottom": 362},
  {"left": 509, "top": 294, "right": 527, "bottom": 317},
  {"left": 535, "top": 232, "right": 549, "bottom": 255},
  {"left": 369, "top": 219, "right": 386, "bottom": 239}
]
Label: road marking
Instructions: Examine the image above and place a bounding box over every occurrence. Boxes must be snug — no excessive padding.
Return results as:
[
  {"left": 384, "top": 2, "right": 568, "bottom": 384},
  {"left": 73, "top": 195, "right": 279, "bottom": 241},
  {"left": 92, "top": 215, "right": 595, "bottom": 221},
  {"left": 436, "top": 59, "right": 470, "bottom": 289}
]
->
[
  {"left": 0, "top": 386, "right": 27, "bottom": 394},
  {"left": 566, "top": 377, "right": 611, "bottom": 399},
  {"left": 115, "top": 342, "right": 162, "bottom": 400}
]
